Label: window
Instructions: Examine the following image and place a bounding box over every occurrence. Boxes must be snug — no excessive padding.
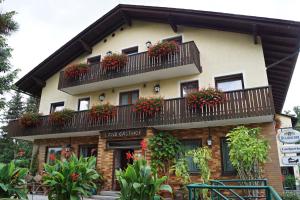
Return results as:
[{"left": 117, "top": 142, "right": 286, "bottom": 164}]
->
[
  {"left": 122, "top": 46, "right": 138, "bottom": 55},
  {"left": 163, "top": 36, "right": 182, "bottom": 44},
  {"left": 181, "top": 139, "right": 202, "bottom": 173},
  {"left": 50, "top": 102, "right": 64, "bottom": 113},
  {"left": 215, "top": 74, "right": 244, "bottom": 92},
  {"left": 78, "top": 97, "right": 90, "bottom": 111},
  {"left": 79, "top": 144, "right": 97, "bottom": 158},
  {"left": 181, "top": 80, "right": 199, "bottom": 97},
  {"left": 220, "top": 138, "right": 236, "bottom": 175},
  {"left": 119, "top": 90, "right": 139, "bottom": 105},
  {"left": 87, "top": 55, "right": 101, "bottom": 65},
  {"left": 46, "top": 147, "right": 62, "bottom": 163}
]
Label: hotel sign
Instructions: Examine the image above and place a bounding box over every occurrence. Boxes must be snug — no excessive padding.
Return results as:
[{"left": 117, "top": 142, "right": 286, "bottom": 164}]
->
[
  {"left": 100, "top": 128, "right": 146, "bottom": 139},
  {"left": 282, "top": 156, "right": 300, "bottom": 165},
  {"left": 281, "top": 145, "right": 300, "bottom": 154},
  {"left": 278, "top": 128, "right": 300, "bottom": 144}
]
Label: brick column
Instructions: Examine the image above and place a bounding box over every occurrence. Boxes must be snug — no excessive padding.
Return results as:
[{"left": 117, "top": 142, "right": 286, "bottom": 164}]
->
[
  {"left": 261, "top": 122, "right": 284, "bottom": 194},
  {"left": 97, "top": 136, "right": 114, "bottom": 190}
]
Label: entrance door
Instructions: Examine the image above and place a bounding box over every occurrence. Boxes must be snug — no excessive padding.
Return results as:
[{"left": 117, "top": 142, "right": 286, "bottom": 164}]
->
[{"left": 113, "top": 149, "right": 134, "bottom": 190}]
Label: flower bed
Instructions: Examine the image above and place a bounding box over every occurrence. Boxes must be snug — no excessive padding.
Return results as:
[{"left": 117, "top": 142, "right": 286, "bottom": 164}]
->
[
  {"left": 20, "top": 112, "right": 42, "bottom": 128},
  {"left": 49, "top": 109, "right": 74, "bottom": 126},
  {"left": 64, "top": 63, "right": 89, "bottom": 78},
  {"left": 148, "top": 40, "right": 179, "bottom": 58},
  {"left": 89, "top": 103, "right": 117, "bottom": 120},
  {"left": 186, "top": 88, "right": 225, "bottom": 109},
  {"left": 134, "top": 97, "right": 164, "bottom": 117},
  {"left": 102, "top": 53, "right": 128, "bottom": 71}
]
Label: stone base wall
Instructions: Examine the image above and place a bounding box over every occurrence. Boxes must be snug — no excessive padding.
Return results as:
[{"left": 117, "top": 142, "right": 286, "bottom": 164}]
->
[{"left": 33, "top": 122, "right": 283, "bottom": 194}]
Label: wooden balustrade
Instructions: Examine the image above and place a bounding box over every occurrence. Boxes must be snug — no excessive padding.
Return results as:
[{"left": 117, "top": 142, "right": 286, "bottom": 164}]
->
[
  {"left": 58, "top": 41, "right": 201, "bottom": 90},
  {"left": 8, "top": 86, "right": 275, "bottom": 137}
]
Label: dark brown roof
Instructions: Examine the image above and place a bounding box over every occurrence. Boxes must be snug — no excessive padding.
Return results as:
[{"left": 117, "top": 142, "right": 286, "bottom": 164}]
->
[{"left": 16, "top": 4, "right": 300, "bottom": 113}]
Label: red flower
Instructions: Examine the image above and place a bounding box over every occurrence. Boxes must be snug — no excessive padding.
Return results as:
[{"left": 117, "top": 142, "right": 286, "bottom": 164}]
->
[
  {"left": 70, "top": 173, "right": 79, "bottom": 182},
  {"left": 49, "top": 153, "right": 56, "bottom": 161},
  {"left": 17, "top": 149, "right": 25, "bottom": 157},
  {"left": 126, "top": 152, "right": 133, "bottom": 160},
  {"left": 141, "top": 139, "right": 147, "bottom": 152}
]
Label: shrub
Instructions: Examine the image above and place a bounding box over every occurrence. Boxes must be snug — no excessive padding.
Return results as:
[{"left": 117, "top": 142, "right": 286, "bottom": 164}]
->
[
  {"left": 186, "top": 87, "right": 225, "bottom": 109},
  {"left": 64, "top": 63, "right": 89, "bottom": 78},
  {"left": 0, "top": 161, "right": 29, "bottom": 199},
  {"left": 49, "top": 109, "right": 74, "bottom": 126},
  {"left": 134, "top": 96, "right": 164, "bottom": 117},
  {"left": 282, "top": 192, "right": 300, "bottom": 200},
  {"left": 284, "top": 175, "right": 296, "bottom": 190},
  {"left": 116, "top": 158, "right": 172, "bottom": 200},
  {"left": 20, "top": 112, "right": 42, "bottom": 128},
  {"left": 43, "top": 154, "right": 101, "bottom": 200},
  {"left": 102, "top": 53, "right": 127, "bottom": 71},
  {"left": 89, "top": 103, "right": 116, "bottom": 120},
  {"left": 148, "top": 132, "right": 182, "bottom": 179},
  {"left": 148, "top": 40, "right": 179, "bottom": 58}
]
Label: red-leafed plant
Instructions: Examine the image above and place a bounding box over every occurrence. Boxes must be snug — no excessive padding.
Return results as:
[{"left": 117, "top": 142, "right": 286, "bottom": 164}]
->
[
  {"left": 49, "top": 109, "right": 74, "bottom": 126},
  {"left": 102, "top": 53, "right": 128, "bottom": 71},
  {"left": 148, "top": 40, "right": 179, "bottom": 58},
  {"left": 134, "top": 97, "right": 164, "bottom": 117},
  {"left": 89, "top": 103, "right": 117, "bottom": 120},
  {"left": 20, "top": 112, "right": 42, "bottom": 128},
  {"left": 186, "top": 87, "right": 225, "bottom": 109},
  {"left": 64, "top": 63, "right": 89, "bottom": 78}
]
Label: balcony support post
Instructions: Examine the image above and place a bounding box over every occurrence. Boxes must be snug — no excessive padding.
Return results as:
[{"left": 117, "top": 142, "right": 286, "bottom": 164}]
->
[{"left": 168, "top": 15, "right": 178, "bottom": 33}]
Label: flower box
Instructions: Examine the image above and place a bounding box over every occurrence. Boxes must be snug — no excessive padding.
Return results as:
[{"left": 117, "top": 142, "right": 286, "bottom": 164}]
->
[
  {"left": 148, "top": 41, "right": 179, "bottom": 58},
  {"left": 49, "top": 109, "right": 74, "bottom": 126},
  {"left": 134, "top": 97, "right": 164, "bottom": 117},
  {"left": 102, "top": 53, "right": 128, "bottom": 71},
  {"left": 89, "top": 103, "right": 117, "bottom": 120},
  {"left": 186, "top": 88, "right": 225, "bottom": 109},
  {"left": 64, "top": 63, "right": 89, "bottom": 78},
  {"left": 20, "top": 112, "right": 42, "bottom": 128}
]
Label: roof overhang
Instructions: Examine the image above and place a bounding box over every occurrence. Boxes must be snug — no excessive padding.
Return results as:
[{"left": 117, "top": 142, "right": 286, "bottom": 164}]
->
[{"left": 16, "top": 4, "right": 300, "bottom": 113}]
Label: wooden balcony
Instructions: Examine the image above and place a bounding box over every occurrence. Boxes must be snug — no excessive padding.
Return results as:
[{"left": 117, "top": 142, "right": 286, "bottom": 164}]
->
[
  {"left": 8, "top": 86, "right": 275, "bottom": 139},
  {"left": 58, "top": 41, "right": 201, "bottom": 95}
]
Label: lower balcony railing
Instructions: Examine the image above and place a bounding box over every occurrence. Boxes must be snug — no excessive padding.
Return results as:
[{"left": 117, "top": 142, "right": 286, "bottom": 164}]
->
[{"left": 8, "top": 86, "right": 274, "bottom": 138}]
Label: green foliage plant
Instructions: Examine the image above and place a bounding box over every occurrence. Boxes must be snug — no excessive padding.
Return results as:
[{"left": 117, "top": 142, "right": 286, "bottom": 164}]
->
[
  {"left": 148, "top": 132, "right": 182, "bottom": 181},
  {"left": 226, "top": 126, "right": 269, "bottom": 181},
  {"left": 282, "top": 192, "right": 300, "bottom": 200},
  {"left": 42, "top": 154, "right": 101, "bottom": 200},
  {"left": 116, "top": 158, "right": 172, "bottom": 200},
  {"left": 0, "top": 160, "right": 28, "bottom": 199},
  {"left": 284, "top": 175, "right": 296, "bottom": 190}
]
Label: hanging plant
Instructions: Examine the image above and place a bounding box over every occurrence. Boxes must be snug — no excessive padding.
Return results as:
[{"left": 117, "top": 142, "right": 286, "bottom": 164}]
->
[
  {"left": 20, "top": 112, "right": 42, "bottom": 128},
  {"left": 186, "top": 87, "right": 225, "bottom": 109},
  {"left": 49, "top": 109, "right": 74, "bottom": 126},
  {"left": 102, "top": 53, "right": 128, "bottom": 71},
  {"left": 148, "top": 40, "right": 179, "bottom": 58},
  {"left": 64, "top": 63, "right": 89, "bottom": 78},
  {"left": 133, "top": 96, "right": 164, "bottom": 117},
  {"left": 89, "top": 103, "right": 117, "bottom": 120}
]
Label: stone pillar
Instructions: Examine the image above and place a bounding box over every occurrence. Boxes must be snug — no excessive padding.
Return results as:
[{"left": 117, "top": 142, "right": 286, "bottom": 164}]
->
[
  {"left": 262, "top": 122, "right": 284, "bottom": 194},
  {"left": 97, "top": 136, "right": 114, "bottom": 190}
]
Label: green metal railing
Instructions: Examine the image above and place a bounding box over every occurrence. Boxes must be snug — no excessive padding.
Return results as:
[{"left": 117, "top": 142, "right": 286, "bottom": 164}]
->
[{"left": 187, "top": 179, "right": 282, "bottom": 200}]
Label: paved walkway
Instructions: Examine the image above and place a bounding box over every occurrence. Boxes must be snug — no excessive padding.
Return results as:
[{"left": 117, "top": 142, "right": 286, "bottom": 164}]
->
[{"left": 28, "top": 195, "right": 95, "bottom": 200}]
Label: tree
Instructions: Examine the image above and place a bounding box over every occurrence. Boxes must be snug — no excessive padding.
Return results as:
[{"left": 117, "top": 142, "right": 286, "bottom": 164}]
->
[
  {"left": 5, "top": 91, "right": 23, "bottom": 120},
  {"left": 0, "top": 4, "right": 19, "bottom": 110},
  {"left": 24, "top": 96, "right": 39, "bottom": 113},
  {"left": 293, "top": 106, "right": 300, "bottom": 118}
]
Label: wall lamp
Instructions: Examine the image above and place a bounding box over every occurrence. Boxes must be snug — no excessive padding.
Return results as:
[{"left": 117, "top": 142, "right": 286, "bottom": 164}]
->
[
  {"left": 146, "top": 41, "right": 152, "bottom": 48},
  {"left": 207, "top": 128, "right": 212, "bottom": 147},
  {"left": 99, "top": 93, "right": 105, "bottom": 102},
  {"left": 106, "top": 51, "right": 112, "bottom": 56},
  {"left": 154, "top": 84, "right": 160, "bottom": 93}
]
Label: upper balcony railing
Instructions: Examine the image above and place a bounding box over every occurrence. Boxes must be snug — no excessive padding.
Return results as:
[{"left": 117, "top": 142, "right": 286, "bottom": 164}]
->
[
  {"left": 8, "top": 86, "right": 274, "bottom": 138},
  {"left": 58, "top": 41, "right": 201, "bottom": 93}
]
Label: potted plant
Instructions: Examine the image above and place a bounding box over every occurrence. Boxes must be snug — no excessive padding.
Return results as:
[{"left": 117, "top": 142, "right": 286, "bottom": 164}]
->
[
  {"left": 186, "top": 87, "right": 225, "bottom": 109},
  {"left": 102, "top": 53, "right": 128, "bottom": 72},
  {"left": 49, "top": 109, "right": 74, "bottom": 126},
  {"left": 43, "top": 154, "right": 102, "bottom": 200},
  {"left": 20, "top": 112, "right": 42, "bottom": 128},
  {"left": 148, "top": 40, "right": 179, "bottom": 58},
  {"left": 133, "top": 96, "right": 164, "bottom": 117},
  {"left": 89, "top": 103, "right": 117, "bottom": 120},
  {"left": 64, "top": 63, "right": 89, "bottom": 79}
]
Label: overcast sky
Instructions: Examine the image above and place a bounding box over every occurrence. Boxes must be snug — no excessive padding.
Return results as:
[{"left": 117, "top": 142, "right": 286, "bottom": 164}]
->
[{"left": 2, "top": 0, "right": 300, "bottom": 113}]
